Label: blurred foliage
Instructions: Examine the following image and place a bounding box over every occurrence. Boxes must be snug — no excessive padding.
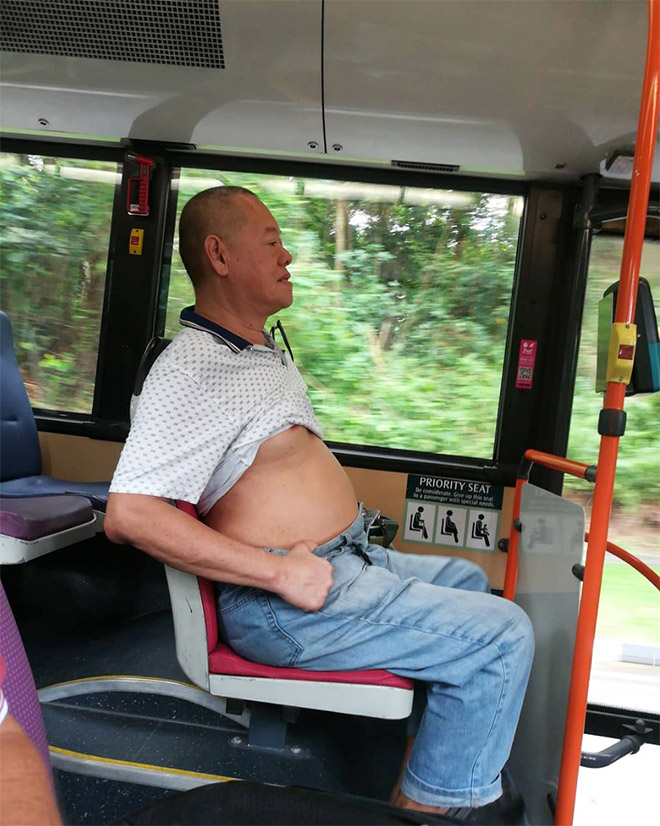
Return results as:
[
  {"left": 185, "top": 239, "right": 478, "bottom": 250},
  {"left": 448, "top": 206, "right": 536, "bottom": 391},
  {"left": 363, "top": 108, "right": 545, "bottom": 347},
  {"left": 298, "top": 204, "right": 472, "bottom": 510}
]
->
[
  {"left": 565, "top": 237, "right": 659, "bottom": 511},
  {"left": 0, "top": 154, "right": 115, "bottom": 412},
  {"left": 165, "top": 170, "right": 520, "bottom": 460},
  {"left": 1, "top": 157, "right": 657, "bottom": 518}
]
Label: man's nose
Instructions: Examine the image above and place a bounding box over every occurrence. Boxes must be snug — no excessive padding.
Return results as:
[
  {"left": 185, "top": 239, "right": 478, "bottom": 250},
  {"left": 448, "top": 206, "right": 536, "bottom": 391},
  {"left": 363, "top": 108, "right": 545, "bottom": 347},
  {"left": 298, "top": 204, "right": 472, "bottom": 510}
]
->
[{"left": 280, "top": 246, "right": 292, "bottom": 266}]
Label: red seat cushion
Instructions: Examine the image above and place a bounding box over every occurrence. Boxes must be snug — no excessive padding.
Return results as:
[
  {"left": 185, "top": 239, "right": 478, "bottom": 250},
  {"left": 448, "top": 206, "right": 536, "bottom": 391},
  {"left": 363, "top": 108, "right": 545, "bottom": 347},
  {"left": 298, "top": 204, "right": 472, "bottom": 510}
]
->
[
  {"left": 208, "top": 641, "right": 413, "bottom": 688},
  {"left": 175, "top": 500, "right": 413, "bottom": 691}
]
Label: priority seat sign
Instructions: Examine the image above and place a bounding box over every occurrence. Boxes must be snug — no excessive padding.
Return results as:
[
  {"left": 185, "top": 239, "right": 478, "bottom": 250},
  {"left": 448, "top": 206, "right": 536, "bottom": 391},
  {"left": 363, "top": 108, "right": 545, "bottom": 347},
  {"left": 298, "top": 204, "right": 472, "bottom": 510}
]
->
[{"left": 403, "top": 475, "right": 503, "bottom": 553}]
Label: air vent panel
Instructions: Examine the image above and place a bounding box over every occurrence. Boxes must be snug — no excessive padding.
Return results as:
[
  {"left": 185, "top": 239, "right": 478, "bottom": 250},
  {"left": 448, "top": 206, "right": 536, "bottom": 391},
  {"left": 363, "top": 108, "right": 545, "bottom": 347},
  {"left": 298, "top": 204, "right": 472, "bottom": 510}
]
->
[
  {"left": 392, "top": 160, "right": 460, "bottom": 174},
  {"left": 0, "top": 0, "right": 225, "bottom": 69}
]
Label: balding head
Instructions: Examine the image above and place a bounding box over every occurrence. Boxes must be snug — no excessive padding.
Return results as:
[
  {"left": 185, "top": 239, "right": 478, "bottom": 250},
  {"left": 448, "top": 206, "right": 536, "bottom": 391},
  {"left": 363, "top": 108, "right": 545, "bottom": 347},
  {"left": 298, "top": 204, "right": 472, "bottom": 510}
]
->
[{"left": 178, "top": 186, "right": 259, "bottom": 287}]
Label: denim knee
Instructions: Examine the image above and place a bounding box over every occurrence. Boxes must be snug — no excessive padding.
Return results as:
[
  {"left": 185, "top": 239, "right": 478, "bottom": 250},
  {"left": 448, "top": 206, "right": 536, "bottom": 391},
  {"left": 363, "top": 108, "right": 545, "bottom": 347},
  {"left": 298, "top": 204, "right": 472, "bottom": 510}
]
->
[
  {"left": 499, "top": 599, "right": 535, "bottom": 663},
  {"left": 456, "top": 558, "right": 491, "bottom": 593}
]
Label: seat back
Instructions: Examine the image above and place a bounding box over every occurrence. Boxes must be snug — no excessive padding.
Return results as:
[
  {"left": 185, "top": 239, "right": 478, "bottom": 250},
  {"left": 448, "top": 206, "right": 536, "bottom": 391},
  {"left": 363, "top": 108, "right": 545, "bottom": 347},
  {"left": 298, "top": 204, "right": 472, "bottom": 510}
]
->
[
  {"left": 164, "top": 563, "right": 212, "bottom": 691},
  {"left": 130, "top": 340, "right": 210, "bottom": 689},
  {"left": 130, "top": 336, "right": 172, "bottom": 420},
  {"left": 0, "top": 312, "right": 42, "bottom": 482},
  {"left": 162, "top": 504, "right": 220, "bottom": 691},
  {"left": 175, "top": 500, "right": 218, "bottom": 653}
]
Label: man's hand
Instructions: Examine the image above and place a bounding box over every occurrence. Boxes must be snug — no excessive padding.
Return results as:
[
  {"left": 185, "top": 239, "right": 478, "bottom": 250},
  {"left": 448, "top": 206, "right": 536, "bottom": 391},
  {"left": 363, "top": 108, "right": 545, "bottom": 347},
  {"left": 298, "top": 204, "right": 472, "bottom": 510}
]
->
[{"left": 274, "top": 540, "right": 333, "bottom": 612}]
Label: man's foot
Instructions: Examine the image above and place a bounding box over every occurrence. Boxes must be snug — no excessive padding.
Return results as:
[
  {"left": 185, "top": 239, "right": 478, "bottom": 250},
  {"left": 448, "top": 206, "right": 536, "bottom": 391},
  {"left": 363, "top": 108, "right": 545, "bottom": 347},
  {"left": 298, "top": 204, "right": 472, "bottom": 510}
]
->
[
  {"left": 395, "top": 771, "right": 525, "bottom": 826},
  {"left": 443, "top": 782, "right": 525, "bottom": 825},
  {"left": 392, "top": 789, "right": 449, "bottom": 815}
]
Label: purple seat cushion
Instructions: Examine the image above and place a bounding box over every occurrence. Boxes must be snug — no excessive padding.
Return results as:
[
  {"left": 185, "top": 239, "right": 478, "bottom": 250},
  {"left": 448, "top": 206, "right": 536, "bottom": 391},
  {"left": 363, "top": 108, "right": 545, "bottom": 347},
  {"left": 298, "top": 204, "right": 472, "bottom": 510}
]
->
[
  {"left": 0, "top": 476, "right": 109, "bottom": 511},
  {"left": 0, "top": 495, "right": 93, "bottom": 540}
]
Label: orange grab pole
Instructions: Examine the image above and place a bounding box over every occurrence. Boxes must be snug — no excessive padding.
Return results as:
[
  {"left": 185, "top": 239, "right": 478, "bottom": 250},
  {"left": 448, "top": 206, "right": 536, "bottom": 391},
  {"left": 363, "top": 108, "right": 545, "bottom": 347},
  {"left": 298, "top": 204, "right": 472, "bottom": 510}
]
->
[
  {"left": 586, "top": 533, "right": 660, "bottom": 592},
  {"left": 555, "top": 2, "right": 660, "bottom": 824},
  {"left": 502, "top": 477, "right": 525, "bottom": 601}
]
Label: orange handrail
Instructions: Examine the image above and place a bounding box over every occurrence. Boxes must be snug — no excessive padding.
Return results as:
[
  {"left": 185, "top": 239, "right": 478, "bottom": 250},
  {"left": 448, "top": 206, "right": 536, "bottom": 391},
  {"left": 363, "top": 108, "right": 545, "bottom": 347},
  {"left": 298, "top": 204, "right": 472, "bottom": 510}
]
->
[
  {"left": 522, "top": 450, "right": 595, "bottom": 481},
  {"left": 554, "top": 2, "right": 660, "bottom": 823},
  {"left": 502, "top": 450, "right": 596, "bottom": 600},
  {"left": 502, "top": 477, "right": 525, "bottom": 600},
  {"left": 593, "top": 533, "right": 660, "bottom": 592}
]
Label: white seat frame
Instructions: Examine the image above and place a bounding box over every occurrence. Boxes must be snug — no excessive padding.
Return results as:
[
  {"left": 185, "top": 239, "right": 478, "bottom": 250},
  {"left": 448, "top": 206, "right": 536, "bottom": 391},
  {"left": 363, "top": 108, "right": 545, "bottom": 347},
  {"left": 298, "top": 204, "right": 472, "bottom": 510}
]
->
[{"left": 0, "top": 514, "right": 97, "bottom": 564}]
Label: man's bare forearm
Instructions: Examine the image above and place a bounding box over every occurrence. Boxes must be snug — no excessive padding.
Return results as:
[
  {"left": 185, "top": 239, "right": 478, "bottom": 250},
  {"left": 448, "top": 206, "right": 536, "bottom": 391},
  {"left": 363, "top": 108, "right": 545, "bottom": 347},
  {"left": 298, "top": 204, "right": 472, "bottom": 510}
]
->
[
  {"left": 105, "top": 493, "right": 282, "bottom": 588},
  {"left": 104, "top": 493, "right": 333, "bottom": 611}
]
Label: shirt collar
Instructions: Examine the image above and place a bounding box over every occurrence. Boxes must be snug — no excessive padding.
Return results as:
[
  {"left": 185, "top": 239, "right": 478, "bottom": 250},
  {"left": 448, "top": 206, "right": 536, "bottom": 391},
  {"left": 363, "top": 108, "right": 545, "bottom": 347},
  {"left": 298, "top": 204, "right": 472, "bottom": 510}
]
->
[{"left": 179, "top": 306, "right": 252, "bottom": 353}]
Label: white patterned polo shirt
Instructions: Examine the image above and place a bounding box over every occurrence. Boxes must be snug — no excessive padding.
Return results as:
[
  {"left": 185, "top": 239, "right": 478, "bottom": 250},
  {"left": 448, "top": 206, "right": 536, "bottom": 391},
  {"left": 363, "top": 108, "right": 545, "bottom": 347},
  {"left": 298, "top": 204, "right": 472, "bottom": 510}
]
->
[{"left": 110, "top": 310, "right": 323, "bottom": 514}]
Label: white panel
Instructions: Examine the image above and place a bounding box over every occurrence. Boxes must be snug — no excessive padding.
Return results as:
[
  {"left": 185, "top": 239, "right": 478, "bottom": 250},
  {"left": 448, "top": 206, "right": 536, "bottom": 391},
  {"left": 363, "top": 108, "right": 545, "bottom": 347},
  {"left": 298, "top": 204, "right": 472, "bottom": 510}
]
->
[
  {"left": 324, "top": 0, "right": 659, "bottom": 180},
  {"left": 0, "top": 1, "right": 324, "bottom": 155},
  {"left": 509, "top": 484, "right": 583, "bottom": 825}
]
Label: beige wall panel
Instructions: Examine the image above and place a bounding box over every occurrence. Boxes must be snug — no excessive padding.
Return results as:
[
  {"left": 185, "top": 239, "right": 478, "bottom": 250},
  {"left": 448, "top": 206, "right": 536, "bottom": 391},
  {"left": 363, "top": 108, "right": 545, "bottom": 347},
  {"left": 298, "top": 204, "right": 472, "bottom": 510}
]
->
[
  {"left": 345, "top": 466, "right": 513, "bottom": 589},
  {"left": 37, "top": 433, "right": 513, "bottom": 587},
  {"left": 39, "top": 432, "right": 122, "bottom": 481}
]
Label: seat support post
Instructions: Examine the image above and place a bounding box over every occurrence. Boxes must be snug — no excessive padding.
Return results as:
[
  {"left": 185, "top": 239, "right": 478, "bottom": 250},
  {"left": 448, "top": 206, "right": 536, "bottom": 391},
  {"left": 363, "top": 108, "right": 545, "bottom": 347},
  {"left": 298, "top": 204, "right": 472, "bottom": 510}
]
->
[{"left": 246, "top": 703, "right": 294, "bottom": 751}]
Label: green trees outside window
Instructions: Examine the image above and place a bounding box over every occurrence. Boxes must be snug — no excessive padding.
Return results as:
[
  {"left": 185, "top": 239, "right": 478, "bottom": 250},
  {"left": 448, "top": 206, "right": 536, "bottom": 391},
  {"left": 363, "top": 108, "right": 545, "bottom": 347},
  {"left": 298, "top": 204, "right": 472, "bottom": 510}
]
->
[
  {"left": 166, "top": 170, "right": 522, "bottom": 459},
  {"left": 1, "top": 155, "right": 656, "bottom": 551},
  {"left": 0, "top": 153, "right": 115, "bottom": 413}
]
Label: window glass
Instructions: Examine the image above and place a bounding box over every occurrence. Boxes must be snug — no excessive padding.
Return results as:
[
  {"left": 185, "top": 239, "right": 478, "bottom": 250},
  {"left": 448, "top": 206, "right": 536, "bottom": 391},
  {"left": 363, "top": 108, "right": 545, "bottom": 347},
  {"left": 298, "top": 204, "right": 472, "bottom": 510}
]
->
[
  {"left": 566, "top": 234, "right": 660, "bottom": 713},
  {"left": 0, "top": 153, "right": 116, "bottom": 414},
  {"left": 166, "top": 170, "right": 523, "bottom": 458}
]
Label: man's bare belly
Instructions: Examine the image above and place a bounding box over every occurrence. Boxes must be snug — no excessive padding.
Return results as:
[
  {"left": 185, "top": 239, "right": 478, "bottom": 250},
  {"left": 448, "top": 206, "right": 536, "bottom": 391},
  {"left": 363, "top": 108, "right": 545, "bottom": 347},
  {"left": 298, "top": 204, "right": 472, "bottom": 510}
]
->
[{"left": 204, "top": 426, "right": 359, "bottom": 550}]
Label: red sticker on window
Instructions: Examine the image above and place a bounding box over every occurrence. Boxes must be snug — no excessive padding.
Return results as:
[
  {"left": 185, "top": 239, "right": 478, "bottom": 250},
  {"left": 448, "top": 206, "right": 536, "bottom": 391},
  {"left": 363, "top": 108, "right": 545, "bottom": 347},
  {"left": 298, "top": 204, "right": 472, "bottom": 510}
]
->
[{"left": 515, "top": 339, "right": 537, "bottom": 389}]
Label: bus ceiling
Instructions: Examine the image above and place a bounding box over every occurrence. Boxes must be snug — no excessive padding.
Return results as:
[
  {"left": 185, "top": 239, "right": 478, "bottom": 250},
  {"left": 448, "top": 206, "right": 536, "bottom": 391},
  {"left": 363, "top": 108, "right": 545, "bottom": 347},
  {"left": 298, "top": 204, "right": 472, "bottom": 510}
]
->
[{"left": 0, "top": 0, "right": 658, "bottom": 185}]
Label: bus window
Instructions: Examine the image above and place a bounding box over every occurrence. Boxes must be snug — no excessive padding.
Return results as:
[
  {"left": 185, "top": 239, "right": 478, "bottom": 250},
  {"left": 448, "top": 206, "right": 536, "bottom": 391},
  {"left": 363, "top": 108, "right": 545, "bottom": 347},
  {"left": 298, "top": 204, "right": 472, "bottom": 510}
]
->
[
  {"left": 165, "top": 169, "right": 523, "bottom": 459},
  {"left": 0, "top": 153, "right": 117, "bottom": 414},
  {"left": 566, "top": 234, "right": 660, "bottom": 714}
]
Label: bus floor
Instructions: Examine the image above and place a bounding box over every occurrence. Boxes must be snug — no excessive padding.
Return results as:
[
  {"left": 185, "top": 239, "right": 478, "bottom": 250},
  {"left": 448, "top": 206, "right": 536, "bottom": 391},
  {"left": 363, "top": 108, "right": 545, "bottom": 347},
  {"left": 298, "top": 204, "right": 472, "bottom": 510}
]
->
[{"left": 16, "top": 606, "right": 410, "bottom": 826}]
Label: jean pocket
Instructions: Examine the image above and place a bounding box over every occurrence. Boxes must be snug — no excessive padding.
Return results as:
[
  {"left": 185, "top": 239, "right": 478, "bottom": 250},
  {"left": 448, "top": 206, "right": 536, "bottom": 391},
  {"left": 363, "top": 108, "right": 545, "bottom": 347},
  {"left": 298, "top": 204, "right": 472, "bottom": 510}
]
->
[
  {"left": 218, "top": 591, "right": 303, "bottom": 668},
  {"left": 216, "top": 584, "right": 258, "bottom": 615}
]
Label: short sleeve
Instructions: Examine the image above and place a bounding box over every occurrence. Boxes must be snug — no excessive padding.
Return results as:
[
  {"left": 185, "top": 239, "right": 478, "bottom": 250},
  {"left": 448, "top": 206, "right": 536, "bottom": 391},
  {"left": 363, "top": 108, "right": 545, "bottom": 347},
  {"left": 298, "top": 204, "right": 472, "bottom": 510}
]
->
[{"left": 110, "top": 365, "right": 239, "bottom": 504}]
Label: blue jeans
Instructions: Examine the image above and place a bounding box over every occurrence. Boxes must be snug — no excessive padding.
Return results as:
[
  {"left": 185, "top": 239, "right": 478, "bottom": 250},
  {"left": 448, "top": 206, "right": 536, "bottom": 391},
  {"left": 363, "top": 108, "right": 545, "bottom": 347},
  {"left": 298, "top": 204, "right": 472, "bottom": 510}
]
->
[{"left": 217, "top": 508, "right": 534, "bottom": 808}]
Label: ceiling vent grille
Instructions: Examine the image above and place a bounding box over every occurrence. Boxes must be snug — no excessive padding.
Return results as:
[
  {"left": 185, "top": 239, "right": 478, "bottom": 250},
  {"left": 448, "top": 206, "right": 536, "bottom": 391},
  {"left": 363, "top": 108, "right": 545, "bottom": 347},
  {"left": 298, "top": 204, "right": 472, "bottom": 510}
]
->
[
  {"left": 0, "top": 0, "right": 225, "bottom": 69},
  {"left": 392, "top": 160, "right": 460, "bottom": 174}
]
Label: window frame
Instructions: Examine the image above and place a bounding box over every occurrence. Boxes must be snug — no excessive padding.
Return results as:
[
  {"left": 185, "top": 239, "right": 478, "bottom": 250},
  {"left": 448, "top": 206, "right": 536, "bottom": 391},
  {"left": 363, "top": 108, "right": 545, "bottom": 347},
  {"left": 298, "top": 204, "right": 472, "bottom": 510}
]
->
[{"left": 2, "top": 135, "right": 615, "bottom": 490}]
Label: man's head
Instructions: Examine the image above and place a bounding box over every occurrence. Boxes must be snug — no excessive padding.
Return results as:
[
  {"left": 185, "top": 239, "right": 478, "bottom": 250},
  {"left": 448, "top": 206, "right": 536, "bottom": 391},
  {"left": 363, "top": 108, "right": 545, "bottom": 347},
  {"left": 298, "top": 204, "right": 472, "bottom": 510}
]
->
[
  {"left": 179, "top": 186, "right": 256, "bottom": 285},
  {"left": 178, "top": 186, "right": 293, "bottom": 321}
]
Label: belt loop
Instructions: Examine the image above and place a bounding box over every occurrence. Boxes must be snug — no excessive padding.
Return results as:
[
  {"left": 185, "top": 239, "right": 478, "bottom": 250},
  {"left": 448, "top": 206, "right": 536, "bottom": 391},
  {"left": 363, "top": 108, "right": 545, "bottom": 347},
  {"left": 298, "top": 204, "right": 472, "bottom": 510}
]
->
[{"left": 352, "top": 546, "right": 373, "bottom": 566}]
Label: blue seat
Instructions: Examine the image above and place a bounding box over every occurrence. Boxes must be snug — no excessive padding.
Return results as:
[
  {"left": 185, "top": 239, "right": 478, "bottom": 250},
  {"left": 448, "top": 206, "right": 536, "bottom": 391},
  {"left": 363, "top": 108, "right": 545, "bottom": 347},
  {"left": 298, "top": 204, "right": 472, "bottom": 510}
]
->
[{"left": 0, "top": 312, "right": 110, "bottom": 512}]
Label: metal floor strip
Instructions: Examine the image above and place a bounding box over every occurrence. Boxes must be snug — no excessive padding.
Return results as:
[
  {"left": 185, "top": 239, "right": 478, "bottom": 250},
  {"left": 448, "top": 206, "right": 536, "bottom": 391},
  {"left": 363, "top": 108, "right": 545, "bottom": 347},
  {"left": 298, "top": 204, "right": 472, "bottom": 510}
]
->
[{"left": 50, "top": 746, "right": 237, "bottom": 792}]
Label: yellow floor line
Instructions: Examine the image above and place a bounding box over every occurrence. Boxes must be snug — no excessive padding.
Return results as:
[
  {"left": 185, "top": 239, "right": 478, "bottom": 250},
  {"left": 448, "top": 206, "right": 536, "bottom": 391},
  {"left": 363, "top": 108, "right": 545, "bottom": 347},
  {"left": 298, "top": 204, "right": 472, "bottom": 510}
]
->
[{"left": 50, "top": 746, "right": 236, "bottom": 783}]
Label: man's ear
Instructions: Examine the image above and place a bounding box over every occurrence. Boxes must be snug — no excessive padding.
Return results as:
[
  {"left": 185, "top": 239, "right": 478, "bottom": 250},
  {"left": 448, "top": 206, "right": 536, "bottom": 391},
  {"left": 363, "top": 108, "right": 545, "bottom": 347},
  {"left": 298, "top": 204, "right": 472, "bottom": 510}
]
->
[{"left": 204, "top": 234, "right": 230, "bottom": 277}]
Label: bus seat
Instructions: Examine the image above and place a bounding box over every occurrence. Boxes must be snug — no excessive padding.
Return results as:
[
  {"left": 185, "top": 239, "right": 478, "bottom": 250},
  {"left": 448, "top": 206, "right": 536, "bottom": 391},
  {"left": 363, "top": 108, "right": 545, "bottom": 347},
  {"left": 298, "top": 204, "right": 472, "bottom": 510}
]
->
[
  {"left": 0, "top": 495, "right": 97, "bottom": 565},
  {"left": 129, "top": 335, "right": 172, "bottom": 420},
  {"left": 0, "top": 312, "right": 110, "bottom": 514},
  {"left": 130, "top": 336, "right": 413, "bottom": 727},
  {"left": 166, "top": 501, "right": 414, "bottom": 721}
]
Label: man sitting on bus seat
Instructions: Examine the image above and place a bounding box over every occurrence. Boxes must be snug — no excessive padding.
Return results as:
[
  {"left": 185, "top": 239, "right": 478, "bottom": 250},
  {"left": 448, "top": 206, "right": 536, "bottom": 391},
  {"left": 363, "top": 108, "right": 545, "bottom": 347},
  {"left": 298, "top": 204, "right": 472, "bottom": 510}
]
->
[{"left": 105, "top": 186, "right": 534, "bottom": 820}]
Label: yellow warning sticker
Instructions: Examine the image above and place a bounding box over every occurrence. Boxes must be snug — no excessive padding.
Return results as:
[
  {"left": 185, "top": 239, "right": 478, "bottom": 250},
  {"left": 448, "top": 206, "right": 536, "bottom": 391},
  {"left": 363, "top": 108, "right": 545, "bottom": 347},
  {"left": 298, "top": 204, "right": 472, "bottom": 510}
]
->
[{"left": 129, "top": 228, "right": 144, "bottom": 255}]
